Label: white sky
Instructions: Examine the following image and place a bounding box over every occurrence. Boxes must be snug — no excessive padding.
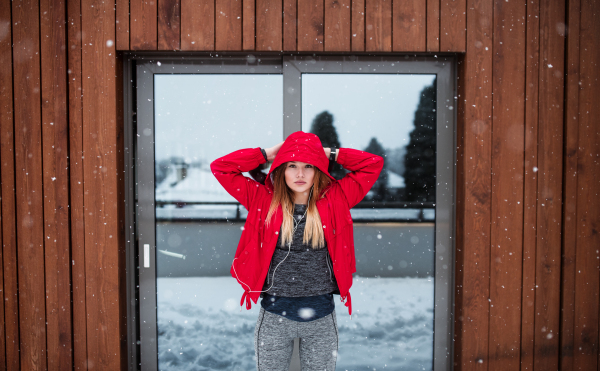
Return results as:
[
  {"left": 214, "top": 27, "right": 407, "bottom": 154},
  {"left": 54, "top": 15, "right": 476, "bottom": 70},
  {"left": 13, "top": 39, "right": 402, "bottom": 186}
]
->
[
  {"left": 302, "top": 74, "right": 435, "bottom": 150},
  {"left": 154, "top": 73, "right": 435, "bottom": 163}
]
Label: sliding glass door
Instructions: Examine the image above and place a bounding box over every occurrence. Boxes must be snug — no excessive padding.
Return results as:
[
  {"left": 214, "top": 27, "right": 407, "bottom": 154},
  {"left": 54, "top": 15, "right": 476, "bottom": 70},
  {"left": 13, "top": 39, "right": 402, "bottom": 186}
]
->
[{"left": 131, "top": 55, "right": 455, "bottom": 371}]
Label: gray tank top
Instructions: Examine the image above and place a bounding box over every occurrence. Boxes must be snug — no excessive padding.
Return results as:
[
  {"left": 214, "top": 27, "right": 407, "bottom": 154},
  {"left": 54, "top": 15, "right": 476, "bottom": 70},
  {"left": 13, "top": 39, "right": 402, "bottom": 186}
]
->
[{"left": 261, "top": 204, "right": 339, "bottom": 297}]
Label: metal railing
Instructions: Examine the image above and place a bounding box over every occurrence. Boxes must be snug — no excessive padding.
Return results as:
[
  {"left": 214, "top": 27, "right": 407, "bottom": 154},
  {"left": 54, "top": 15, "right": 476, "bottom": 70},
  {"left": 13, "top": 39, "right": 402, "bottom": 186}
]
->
[{"left": 155, "top": 200, "right": 435, "bottom": 223}]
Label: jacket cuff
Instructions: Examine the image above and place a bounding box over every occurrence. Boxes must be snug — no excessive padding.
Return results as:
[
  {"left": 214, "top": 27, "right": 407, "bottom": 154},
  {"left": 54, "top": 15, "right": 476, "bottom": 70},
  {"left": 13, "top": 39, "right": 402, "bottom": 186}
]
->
[
  {"left": 259, "top": 148, "right": 268, "bottom": 162},
  {"left": 253, "top": 147, "right": 268, "bottom": 165},
  {"left": 336, "top": 147, "right": 347, "bottom": 164}
]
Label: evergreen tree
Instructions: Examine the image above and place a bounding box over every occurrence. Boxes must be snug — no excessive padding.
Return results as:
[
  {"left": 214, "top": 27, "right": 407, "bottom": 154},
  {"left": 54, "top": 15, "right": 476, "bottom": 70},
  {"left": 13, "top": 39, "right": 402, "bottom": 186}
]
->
[
  {"left": 364, "top": 137, "right": 388, "bottom": 201},
  {"left": 403, "top": 78, "right": 436, "bottom": 202},
  {"left": 309, "top": 111, "right": 346, "bottom": 179}
]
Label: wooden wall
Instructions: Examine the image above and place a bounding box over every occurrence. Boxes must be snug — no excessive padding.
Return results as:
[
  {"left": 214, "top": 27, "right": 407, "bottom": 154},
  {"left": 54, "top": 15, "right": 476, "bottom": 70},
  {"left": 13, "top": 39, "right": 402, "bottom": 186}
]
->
[{"left": 0, "top": 0, "right": 598, "bottom": 370}]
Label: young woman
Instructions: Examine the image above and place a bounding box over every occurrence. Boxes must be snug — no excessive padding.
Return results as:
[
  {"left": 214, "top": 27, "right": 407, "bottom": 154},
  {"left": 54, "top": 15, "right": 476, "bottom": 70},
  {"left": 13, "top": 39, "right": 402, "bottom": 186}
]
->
[{"left": 211, "top": 131, "right": 384, "bottom": 370}]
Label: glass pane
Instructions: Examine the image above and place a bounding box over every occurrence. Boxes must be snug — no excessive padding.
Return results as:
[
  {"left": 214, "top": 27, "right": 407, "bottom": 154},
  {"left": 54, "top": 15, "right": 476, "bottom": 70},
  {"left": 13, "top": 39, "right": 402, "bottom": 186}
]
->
[
  {"left": 154, "top": 74, "right": 283, "bottom": 370},
  {"left": 302, "top": 74, "right": 437, "bottom": 370}
]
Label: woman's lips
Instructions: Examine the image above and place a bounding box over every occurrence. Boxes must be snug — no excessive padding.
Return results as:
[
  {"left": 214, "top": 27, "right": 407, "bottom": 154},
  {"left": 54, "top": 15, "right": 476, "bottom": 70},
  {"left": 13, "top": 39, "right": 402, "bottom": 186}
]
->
[{"left": 295, "top": 181, "right": 306, "bottom": 185}]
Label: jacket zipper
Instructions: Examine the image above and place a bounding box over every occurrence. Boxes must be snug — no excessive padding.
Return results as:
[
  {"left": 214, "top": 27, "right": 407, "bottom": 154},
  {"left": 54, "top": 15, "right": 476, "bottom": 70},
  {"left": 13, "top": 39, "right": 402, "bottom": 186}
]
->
[
  {"left": 326, "top": 253, "right": 334, "bottom": 282},
  {"left": 267, "top": 260, "right": 273, "bottom": 283}
]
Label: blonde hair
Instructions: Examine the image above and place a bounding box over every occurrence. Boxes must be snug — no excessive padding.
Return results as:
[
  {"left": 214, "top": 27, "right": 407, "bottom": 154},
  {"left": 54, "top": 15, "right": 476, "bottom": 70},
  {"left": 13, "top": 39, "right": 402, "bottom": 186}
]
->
[{"left": 266, "top": 163, "right": 332, "bottom": 249}]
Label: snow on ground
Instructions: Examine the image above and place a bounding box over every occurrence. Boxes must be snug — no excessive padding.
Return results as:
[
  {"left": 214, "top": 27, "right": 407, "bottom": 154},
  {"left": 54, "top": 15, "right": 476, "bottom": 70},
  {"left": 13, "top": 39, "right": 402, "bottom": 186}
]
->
[{"left": 157, "top": 276, "right": 433, "bottom": 371}]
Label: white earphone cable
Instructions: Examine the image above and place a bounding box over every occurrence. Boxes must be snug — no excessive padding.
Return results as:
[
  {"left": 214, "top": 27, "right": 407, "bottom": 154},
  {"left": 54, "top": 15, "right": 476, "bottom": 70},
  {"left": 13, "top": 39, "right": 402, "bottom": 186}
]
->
[{"left": 232, "top": 185, "right": 314, "bottom": 295}]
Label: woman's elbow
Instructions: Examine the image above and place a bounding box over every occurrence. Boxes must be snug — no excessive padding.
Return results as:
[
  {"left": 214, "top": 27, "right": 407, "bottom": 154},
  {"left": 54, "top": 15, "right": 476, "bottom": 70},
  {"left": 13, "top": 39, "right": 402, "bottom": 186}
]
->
[
  {"left": 374, "top": 155, "right": 384, "bottom": 171},
  {"left": 209, "top": 160, "right": 224, "bottom": 177}
]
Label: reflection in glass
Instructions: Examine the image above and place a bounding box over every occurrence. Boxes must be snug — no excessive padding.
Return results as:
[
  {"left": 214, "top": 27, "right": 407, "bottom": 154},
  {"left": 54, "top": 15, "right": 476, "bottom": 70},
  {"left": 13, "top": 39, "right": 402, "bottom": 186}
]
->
[
  {"left": 302, "top": 74, "right": 437, "bottom": 370},
  {"left": 154, "top": 74, "right": 282, "bottom": 370}
]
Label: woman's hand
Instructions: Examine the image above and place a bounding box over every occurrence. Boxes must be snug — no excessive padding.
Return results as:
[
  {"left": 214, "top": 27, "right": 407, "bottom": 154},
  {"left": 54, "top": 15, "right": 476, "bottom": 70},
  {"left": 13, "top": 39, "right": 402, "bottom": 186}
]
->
[{"left": 265, "top": 141, "right": 284, "bottom": 162}]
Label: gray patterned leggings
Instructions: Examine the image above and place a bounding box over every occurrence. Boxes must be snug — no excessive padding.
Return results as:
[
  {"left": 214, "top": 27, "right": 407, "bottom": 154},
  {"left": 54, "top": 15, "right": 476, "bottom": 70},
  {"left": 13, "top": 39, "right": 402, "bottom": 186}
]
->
[{"left": 254, "top": 307, "right": 338, "bottom": 371}]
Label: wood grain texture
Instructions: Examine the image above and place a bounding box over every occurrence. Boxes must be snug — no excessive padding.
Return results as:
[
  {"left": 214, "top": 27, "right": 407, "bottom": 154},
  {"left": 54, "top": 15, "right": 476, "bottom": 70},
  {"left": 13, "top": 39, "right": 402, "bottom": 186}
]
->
[
  {"left": 81, "top": 0, "right": 125, "bottom": 369},
  {"left": 393, "top": 0, "right": 425, "bottom": 51},
  {"left": 297, "top": 0, "right": 322, "bottom": 51},
  {"left": 40, "top": 0, "right": 72, "bottom": 369},
  {"left": 243, "top": 0, "right": 256, "bottom": 50},
  {"left": 158, "top": 0, "right": 180, "bottom": 50},
  {"left": 0, "top": 35, "right": 5, "bottom": 370},
  {"left": 216, "top": 0, "right": 242, "bottom": 50},
  {"left": 454, "top": 0, "right": 493, "bottom": 368},
  {"left": 0, "top": 1, "right": 19, "bottom": 369},
  {"left": 533, "top": 0, "right": 565, "bottom": 368},
  {"left": 488, "top": 0, "right": 525, "bottom": 368},
  {"left": 324, "top": 0, "right": 351, "bottom": 51},
  {"left": 67, "top": 0, "right": 88, "bottom": 368},
  {"left": 521, "top": 0, "right": 539, "bottom": 369},
  {"left": 351, "top": 0, "right": 365, "bottom": 51},
  {"left": 11, "top": 0, "right": 48, "bottom": 369},
  {"left": 573, "top": 0, "right": 600, "bottom": 368},
  {"left": 426, "top": 0, "right": 439, "bottom": 51},
  {"left": 365, "top": 0, "right": 391, "bottom": 51},
  {"left": 560, "top": 0, "right": 580, "bottom": 368},
  {"left": 181, "top": 0, "right": 214, "bottom": 50},
  {"left": 283, "top": 0, "right": 296, "bottom": 51},
  {"left": 440, "top": 0, "right": 466, "bottom": 52},
  {"left": 116, "top": 0, "right": 129, "bottom": 50},
  {"left": 256, "top": 0, "right": 282, "bottom": 50},
  {"left": 131, "top": 0, "right": 158, "bottom": 49}
]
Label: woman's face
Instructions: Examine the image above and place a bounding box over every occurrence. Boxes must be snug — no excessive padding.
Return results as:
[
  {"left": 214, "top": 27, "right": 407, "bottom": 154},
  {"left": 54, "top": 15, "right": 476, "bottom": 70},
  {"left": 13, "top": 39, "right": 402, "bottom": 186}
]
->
[{"left": 284, "top": 161, "right": 315, "bottom": 198}]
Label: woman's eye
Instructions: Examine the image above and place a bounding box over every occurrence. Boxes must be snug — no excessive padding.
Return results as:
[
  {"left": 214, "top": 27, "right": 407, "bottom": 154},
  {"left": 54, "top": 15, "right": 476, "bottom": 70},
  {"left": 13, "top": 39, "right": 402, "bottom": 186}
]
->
[{"left": 306, "top": 165, "right": 313, "bottom": 168}]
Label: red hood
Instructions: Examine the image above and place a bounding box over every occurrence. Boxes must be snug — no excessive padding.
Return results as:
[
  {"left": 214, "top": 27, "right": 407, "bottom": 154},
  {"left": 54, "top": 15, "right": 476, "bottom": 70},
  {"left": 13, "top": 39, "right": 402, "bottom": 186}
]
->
[{"left": 265, "top": 131, "right": 335, "bottom": 192}]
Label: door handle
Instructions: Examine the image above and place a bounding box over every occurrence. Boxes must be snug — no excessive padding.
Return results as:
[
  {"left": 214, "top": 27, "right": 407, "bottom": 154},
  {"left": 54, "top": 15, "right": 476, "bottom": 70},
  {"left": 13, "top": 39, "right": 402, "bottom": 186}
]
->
[{"left": 144, "top": 243, "right": 150, "bottom": 268}]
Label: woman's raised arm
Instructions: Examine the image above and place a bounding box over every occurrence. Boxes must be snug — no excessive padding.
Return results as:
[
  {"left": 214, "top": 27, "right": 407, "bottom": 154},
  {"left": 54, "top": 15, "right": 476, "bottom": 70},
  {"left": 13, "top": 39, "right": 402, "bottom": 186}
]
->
[
  {"left": 210, "top": 147, "right": 268, "bottom": 210},
  {"left": 210, "top": 142, "right": 284, "bottom": 210},
  {"left": 335, "top": 148, "right": 384, "bottom": 208}
]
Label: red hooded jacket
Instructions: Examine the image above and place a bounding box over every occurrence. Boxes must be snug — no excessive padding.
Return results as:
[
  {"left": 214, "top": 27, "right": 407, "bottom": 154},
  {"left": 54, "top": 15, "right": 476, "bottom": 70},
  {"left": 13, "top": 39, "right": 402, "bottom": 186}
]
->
[{"left": 210, "top": 131, "right": 384, "bottom": 315}]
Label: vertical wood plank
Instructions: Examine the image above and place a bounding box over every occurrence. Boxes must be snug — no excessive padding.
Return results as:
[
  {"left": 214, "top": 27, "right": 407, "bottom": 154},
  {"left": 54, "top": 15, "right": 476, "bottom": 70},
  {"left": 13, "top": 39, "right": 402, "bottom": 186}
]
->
[
  {"left": 297, "top": 0, "right": 322, "bottom": 51},
  {"left": 131, "top": 0, "right": 158, "bottom": 49},
  {"left": 427, "top": 0, "right": 440, "bottom": 51},
  {"left": 0, "top": 1, "right": 19, "bottom": 369},
  {"left": 158, "top": 0, "right": 181, "bottom": 50},
  {"left": 11, "top": 0, "right": 47, "bottom": 369},
  {"left": 215, "top": 0, "right": 242, "bottom": 50},
  {"left": 40, "top": 0, "right": 72, "bottom": 369},
  {"left": 392, "top": 0, "right": 425, "bottom": 51},
  {"left": 0, "top": 162, "right": 4, "bottom": 370},
  {"left": 81, "top": 0, "right": 124, "bottom": 369},
  {"left": 67, "top": 0, "right": 88, "bottom": 368},
  {"left": 181, "top": 0, "right": 214, "bottom": 50},
  {"left": 533, "top": 0, "right": 565, "bottom": 368},
  {"left": 242, "top": 0, "right": 254, "bottom": 50},
  {"left": 365, "top": 0, "right": 391, "bottom": 51},
  {"left": 0, "top": 16, "right": 6, "bottom": 370},
  {"left": 351, "top": 0, "right": 365, "bottom": 51},
  {"left": 455, "top": 0, "right": 493, "bottom": 368},
  {"left": 324, "top": 0, "right": 351, "bottom": 51},
  {"left": 521, "top": 0, "right": 540, "bottom": 369},
  {"left": 488, "top": 0, "right": 526, "bottom": 368},
  {"left": 560, "top": 0, "right": 580, "bottom": 368},
  {"left": 256, "top": 0, "right": 282, "bottom": 50},
  {"left": 116, "top": 0, "right": 130, "bottom": 50},
  {"left": 283, "top": 0, "right": 296, "bottom": 51},
  {"left": 573, "top": 0, "right": 600, "bottom": 368},
  {"left": 440, "top": 0, "right": 466, "bottom": 52}
]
